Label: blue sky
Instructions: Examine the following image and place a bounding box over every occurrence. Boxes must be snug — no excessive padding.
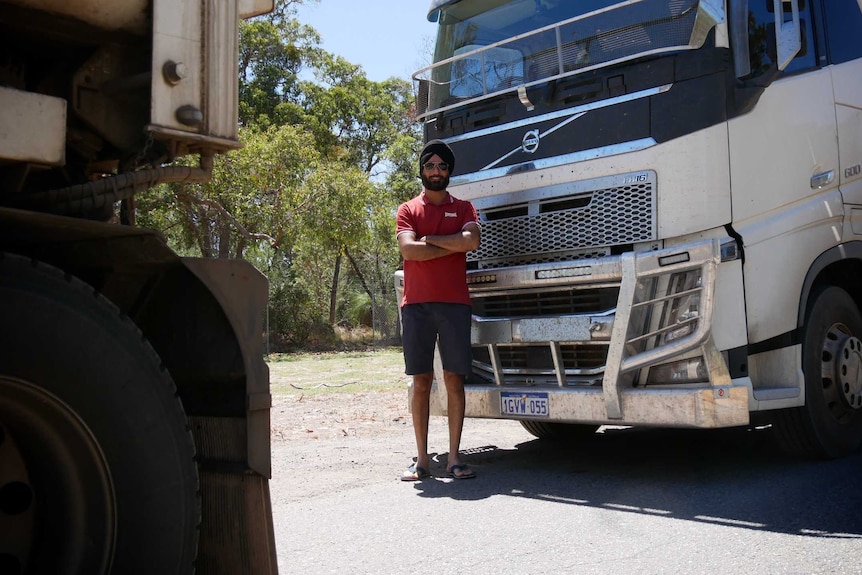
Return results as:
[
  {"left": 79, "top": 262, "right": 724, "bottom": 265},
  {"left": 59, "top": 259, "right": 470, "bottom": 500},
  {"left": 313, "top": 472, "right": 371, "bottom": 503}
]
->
[{"left": 294, "top": 0, "right": 438, "bottom": 82}]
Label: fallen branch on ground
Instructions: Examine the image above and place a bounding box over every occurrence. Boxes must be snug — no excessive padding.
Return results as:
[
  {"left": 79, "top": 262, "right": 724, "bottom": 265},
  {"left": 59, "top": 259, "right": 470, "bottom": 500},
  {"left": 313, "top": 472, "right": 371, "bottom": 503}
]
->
[{"left": 289, "top": 381, "right": 360, "bottom": 390}]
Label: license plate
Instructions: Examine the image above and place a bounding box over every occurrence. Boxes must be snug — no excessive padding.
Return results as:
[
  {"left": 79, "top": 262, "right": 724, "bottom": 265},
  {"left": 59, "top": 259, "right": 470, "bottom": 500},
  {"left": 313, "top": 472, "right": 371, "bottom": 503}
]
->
[{"left": 500, "top": 392, "right": 549, "bottom": 418}]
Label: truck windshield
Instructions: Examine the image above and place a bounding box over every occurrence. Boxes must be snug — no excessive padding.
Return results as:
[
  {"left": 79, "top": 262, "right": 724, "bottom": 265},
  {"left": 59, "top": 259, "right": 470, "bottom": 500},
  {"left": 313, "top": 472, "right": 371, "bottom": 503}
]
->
[{"left": 417, "top": 0, "right": 722, "bottom": 119}]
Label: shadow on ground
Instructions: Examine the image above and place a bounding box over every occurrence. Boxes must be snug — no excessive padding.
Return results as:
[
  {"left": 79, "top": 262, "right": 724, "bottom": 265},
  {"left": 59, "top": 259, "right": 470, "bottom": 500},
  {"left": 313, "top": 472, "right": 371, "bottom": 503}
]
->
[{"left": 412, "top": 425, "right": 862, "bottom": 539}]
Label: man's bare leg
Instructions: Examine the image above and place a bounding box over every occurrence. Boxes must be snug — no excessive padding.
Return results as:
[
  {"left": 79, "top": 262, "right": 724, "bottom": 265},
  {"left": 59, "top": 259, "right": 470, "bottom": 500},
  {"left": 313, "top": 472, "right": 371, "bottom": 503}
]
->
[
  {"left": 410, "top": 372, "right": 433, "bottom": 472},
  {"left": 443, "top": 370, "right": 473, "bottom": 477}
]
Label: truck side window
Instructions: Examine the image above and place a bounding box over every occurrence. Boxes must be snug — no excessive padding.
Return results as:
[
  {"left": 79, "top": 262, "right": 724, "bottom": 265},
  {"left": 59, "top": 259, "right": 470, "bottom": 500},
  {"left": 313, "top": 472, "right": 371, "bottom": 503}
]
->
[
  {"left": 823, "top": 0, "right": 862, "bottom": 64},
  {"left": 746, "top": 0, "right": 817, "bottom": 77}
]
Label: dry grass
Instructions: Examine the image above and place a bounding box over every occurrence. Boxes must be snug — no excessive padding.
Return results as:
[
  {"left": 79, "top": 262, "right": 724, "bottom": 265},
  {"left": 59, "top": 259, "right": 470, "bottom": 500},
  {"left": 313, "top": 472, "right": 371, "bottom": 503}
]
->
[{"left": 267, "top": 347, "right": 408, "bottom": 397}]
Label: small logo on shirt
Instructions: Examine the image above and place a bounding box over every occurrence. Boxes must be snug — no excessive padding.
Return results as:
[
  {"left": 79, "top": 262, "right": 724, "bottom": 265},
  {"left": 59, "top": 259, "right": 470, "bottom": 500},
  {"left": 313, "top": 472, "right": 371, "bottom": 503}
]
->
[{"left": 444, "top": 212, "right": 457, "bottom": 218}]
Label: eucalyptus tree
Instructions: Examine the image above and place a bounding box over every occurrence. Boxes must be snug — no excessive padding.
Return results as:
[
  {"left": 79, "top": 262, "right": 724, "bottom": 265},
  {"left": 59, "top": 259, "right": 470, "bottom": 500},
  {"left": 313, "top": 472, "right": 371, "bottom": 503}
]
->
[
  {"left": 137, "top": 124, "right": 317, "bottom": 257},
  {"left": 292, "top": 49, "right": 421, "bottom": 334},
  {"left": 238, "top": 0, "right": 321, "bottom": 128},
  {"left": 301, "top": 54, "right": 416, "bottom": 171}
]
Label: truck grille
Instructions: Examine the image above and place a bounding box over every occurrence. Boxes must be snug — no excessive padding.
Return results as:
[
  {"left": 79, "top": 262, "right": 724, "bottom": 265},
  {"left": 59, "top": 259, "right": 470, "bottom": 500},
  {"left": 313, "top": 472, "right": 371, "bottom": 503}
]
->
[
  {"left": 468, "top": 174, "right": 656, "bottom": 270},
  {"left": 464, "top": 171, "right": 657, "bottom": 387},
  {"left": 472, "top": 343, "right": 608, "bottom": 385},
  {"left": 469, "top": 287, "right": 615, "bottom": 386},
  {"left": 472, "top": 287, "right": 619, "bottom": 318}
]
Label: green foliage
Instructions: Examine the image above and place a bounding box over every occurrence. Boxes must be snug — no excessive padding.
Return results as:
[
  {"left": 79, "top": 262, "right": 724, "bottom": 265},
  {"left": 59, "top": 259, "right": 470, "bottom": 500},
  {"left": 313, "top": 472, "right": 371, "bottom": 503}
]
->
[
  {"left": 139, "top": 124, "right": 319, "bottom": 260},
  {"left": 268, "top": 276, "right": 314, "bottom": 350},
  {"left": 239, "top": 1, "right": 322, "bottom": 127},
  {"left": 383, "top": 133, "right": 424, "bottom": 205},
  {"left": 342, "top": 287, "right": 372, "bottom": 327},
  {"left": 298, "top": 58, "right": 418, "bottom": 173}
]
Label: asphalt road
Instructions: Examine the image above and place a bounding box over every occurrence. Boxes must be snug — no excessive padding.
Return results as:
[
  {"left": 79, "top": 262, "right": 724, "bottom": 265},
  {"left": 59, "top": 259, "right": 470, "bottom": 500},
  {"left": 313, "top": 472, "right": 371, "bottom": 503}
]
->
[{"left": 270, "top": 418, "right": 862, "bottom": 575}]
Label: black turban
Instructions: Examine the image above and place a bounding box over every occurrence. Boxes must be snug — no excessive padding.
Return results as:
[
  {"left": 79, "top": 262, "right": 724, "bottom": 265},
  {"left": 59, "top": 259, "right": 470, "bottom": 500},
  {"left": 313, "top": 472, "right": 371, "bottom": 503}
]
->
[{"left": 419, "top": 139, "right": 455, "bottom": 174}]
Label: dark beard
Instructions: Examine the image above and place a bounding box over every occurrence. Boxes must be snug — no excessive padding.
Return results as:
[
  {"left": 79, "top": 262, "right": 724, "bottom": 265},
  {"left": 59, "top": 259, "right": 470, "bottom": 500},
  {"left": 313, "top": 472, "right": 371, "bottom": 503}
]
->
[{"left": 421, "top": 173, "right": 449, "bottom": 192}]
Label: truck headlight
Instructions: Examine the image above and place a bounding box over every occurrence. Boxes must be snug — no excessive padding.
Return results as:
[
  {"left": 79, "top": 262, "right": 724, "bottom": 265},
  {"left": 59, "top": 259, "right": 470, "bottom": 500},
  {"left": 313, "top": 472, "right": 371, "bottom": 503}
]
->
[
  {"left": 630, "top": 269, "right": 703, "bottom": 352},
  {"left": 646, "top": 356, "right": 708, "bottom": 385},
  {"left": 661, "top": 270, "right": 702, "bottom": 343}
]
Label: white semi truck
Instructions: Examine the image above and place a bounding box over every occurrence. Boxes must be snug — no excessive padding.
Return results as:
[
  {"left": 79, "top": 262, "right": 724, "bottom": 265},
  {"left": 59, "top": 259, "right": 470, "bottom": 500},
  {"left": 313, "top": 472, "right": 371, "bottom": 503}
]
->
[
  {"left": 399, "top": 0, "right": 862, "bottom": 458},
  {"left": 0, "top": 0, "right": 278, "bottom": 573}
]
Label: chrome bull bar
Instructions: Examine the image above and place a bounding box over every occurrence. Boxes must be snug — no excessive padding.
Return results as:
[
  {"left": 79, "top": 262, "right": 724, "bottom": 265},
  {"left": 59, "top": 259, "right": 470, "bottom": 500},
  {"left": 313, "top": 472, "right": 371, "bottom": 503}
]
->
[{"left": 397, "top": 239, "right": 750, "bottom": 428}]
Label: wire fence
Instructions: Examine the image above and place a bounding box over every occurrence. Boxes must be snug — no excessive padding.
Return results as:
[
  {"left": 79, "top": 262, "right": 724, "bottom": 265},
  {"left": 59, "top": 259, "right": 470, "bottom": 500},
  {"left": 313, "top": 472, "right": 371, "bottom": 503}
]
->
[{"left": 369, "top": 285, "right": 401, "bottom": 348}]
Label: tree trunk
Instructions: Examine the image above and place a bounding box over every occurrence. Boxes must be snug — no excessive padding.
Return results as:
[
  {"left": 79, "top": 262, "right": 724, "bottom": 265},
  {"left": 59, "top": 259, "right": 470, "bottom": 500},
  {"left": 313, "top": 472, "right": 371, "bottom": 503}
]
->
[
  {"left": 344, "top": 247, "right": 373, "bottom": 301},
  {"left": 329, "top": 252, "right": 342, "bottom": 325},
  {"left": 345, "top": 247, "right": 384, "bottom": 338},
  {"left": 120, "top": 197, "right": 136, "bottom": 226},
  {"left": 235, "top": 238, "right": 247, "bottom": 259},
  {"left": 197, "top": 217, "right": 215, "bottom": 259},
  {"left": 218, "top": 221, "right": 231, "bottom": 258}
]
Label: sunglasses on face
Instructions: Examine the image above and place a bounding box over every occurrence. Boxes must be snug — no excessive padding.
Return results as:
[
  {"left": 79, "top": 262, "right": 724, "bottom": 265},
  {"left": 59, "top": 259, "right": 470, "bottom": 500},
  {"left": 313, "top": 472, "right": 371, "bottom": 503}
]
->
[{"left": 422, "top": 162, "right": 449, "bottom": 172}]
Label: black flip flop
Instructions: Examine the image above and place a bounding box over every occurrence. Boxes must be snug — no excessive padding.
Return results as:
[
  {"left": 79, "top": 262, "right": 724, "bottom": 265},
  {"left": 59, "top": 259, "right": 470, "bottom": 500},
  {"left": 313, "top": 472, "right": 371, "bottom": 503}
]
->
[{"left": 447, "top": 464, "right": 476, "bottom": 480}]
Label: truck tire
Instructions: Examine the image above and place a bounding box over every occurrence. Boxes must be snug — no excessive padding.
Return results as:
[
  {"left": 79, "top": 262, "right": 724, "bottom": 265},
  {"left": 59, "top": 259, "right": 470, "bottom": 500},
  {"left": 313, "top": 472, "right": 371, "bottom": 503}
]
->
[
  {"left": 519, "top": 420, "right": 599, "bottom": 440},
  {"left": 772, "top": 286, "right": 862, "bottom": 458},
  {"left": 0, "top": 253, "right": 199, "bottom": 574}
]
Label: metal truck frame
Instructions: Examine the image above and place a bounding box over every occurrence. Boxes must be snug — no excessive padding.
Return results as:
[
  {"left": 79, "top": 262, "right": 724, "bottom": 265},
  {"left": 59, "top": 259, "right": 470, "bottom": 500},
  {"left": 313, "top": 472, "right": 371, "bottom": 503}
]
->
[
  {"left": 0, "top": 0, "right": 278, "bottom": 572},
  {"left": 398, "top": 0, "right": 862, "bottom": 458}
]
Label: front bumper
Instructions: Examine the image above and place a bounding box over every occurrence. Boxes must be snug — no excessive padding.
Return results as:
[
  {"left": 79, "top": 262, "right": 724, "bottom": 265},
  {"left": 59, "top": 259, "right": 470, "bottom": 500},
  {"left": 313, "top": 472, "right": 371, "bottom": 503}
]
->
[
  {"left": 399, "top": 238, "right": 751, "bottom": 428},
  {"left": 413, "top": 380, "right": 749, "bottom": 428}
]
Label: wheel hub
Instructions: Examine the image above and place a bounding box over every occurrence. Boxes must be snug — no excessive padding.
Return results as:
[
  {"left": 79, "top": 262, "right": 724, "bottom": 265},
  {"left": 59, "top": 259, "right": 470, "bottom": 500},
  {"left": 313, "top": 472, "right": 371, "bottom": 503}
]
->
[
  {"left": 0, "top": 376, "right": 116, "bottom": 574},
  {"left": 0, "top": 424, "right": 35, "bottom": 575},
  {"left": 836, "top": 335, "right": 862, "bottom": 410}
]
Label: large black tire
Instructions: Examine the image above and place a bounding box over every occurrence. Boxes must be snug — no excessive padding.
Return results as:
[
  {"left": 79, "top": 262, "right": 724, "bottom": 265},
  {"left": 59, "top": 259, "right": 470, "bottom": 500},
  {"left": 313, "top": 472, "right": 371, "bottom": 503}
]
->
[
  {"left": 772, "top": 286, "right": 862, "bottom": 458},
  {"left": 519, "top": 419, "right": 599, "bottom": 440},
  {"left": 0, "top": 253, "right": 199, "bottom": 574}
]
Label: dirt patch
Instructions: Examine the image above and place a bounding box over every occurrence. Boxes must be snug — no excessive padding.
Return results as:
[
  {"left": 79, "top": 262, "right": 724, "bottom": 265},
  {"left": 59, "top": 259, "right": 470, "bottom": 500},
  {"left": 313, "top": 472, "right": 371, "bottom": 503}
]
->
[
  {"left": 270, "top": 389, "right": 411, "bottom": 442},
  {"left": 266, "top": 350, "right": 532, "bottom": 501},
  {"left": 268, "top": 349, "right": 412, "bottom": 442}
]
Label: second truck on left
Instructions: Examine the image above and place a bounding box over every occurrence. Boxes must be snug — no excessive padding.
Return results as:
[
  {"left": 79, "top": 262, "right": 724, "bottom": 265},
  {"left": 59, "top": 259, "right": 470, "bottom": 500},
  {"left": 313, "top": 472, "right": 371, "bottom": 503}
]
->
[{"left": 0, "top": 0, "right": 279, "bottom": 573}]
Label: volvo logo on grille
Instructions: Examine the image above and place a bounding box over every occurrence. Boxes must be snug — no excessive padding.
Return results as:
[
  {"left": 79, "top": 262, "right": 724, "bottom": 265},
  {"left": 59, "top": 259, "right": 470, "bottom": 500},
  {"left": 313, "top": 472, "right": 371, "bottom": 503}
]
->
[{"left": 522, "top": 130, "right": 540, "bottom": 154}]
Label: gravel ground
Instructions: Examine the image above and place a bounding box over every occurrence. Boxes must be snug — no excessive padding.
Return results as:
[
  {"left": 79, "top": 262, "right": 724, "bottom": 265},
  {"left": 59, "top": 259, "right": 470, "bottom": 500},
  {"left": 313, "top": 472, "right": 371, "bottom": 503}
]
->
[
  {"left": 269, "top": 388, "right": 534, "bottom": 496},
  {"left": 267, "top": 352, "right": 536, "bottom": 500}
]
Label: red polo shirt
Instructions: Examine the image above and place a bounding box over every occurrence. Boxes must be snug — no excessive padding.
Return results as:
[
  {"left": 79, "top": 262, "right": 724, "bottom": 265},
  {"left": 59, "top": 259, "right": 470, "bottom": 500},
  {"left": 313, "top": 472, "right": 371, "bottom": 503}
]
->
[{"left": 396, "top": 192, "right": 478, "bottom": 307}]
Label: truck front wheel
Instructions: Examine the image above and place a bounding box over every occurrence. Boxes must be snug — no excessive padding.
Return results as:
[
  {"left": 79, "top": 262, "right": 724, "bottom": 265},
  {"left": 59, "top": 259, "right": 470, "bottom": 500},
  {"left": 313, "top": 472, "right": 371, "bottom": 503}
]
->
[
  {"left": 0, "top": 253, "right": 200, "bottom": 574},
  {"left": 519, "top": 420, "right": 599, "bottom": 440},
  {"left": 772, "top": 286, "right": 862, "bottom": 458}
]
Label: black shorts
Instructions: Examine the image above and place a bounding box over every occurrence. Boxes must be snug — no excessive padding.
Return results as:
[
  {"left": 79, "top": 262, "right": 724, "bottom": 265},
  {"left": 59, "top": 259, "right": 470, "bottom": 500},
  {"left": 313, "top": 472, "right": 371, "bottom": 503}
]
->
[{"left": 401, "top": 303, "right": 472, "bottom": 376}]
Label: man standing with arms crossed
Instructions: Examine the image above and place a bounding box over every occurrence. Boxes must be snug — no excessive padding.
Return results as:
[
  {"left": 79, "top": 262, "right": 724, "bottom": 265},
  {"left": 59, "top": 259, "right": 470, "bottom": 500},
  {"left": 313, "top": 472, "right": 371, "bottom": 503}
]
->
[{"left": 396, "top": 140, "right": 481, "bottom": 481}]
